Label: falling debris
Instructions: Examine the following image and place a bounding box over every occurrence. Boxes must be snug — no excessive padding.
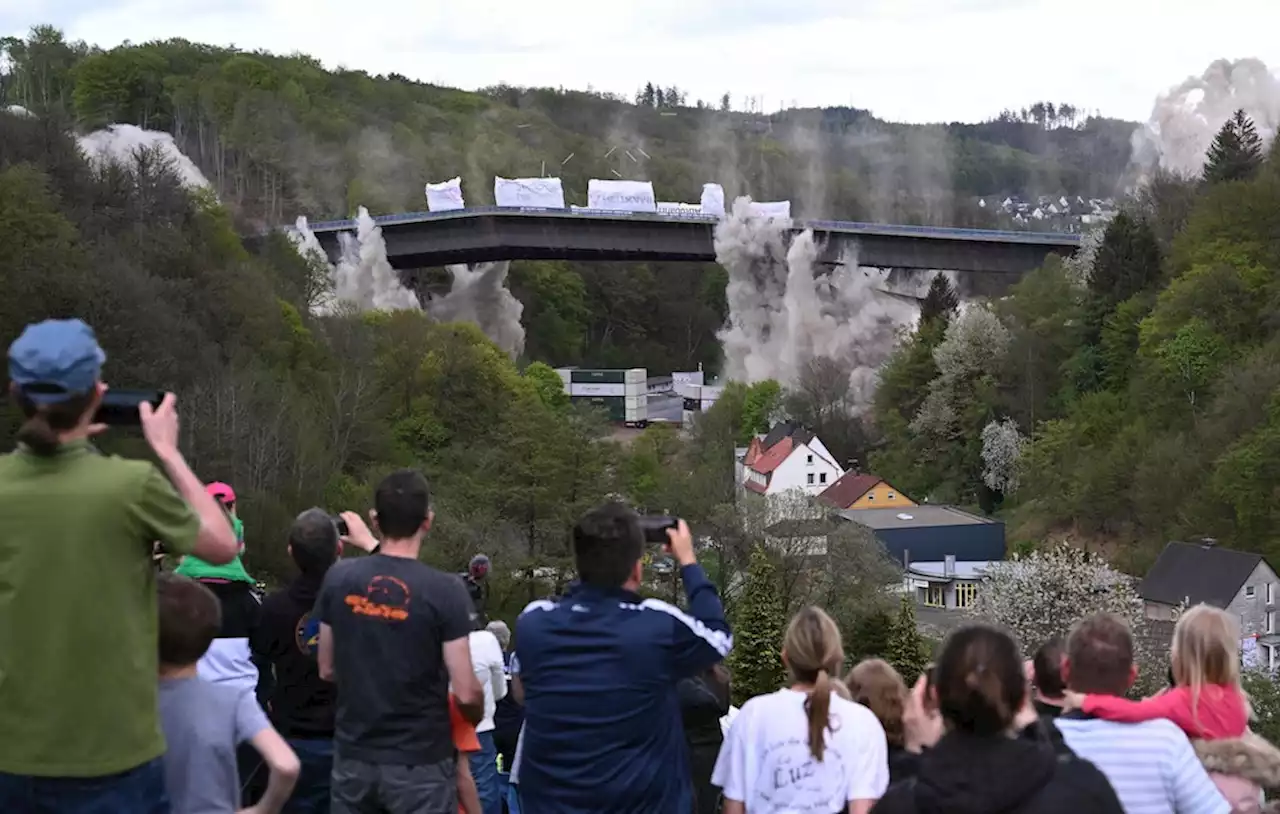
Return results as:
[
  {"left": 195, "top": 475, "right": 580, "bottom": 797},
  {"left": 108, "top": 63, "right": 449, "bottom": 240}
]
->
[
  {"left": 637, "top": 147, "right": 651, "bottom": 158},
  {"left": 714, "top": 197, "right": 917, "bottom": 411},
  {"left": 604, "top": 146, "right": 618, "bottom": 159},
  {"left": 428, "top": 262, "right": 526, "bottom": 359},
  {"left": 610, "top": 169, "right": 622, "bottom": 178},
  {"left": 561, "top": 153, "right": 575, "bottom": 165},
  {"left": 625, "top": 150, "right": 638, "bottom": 163}
]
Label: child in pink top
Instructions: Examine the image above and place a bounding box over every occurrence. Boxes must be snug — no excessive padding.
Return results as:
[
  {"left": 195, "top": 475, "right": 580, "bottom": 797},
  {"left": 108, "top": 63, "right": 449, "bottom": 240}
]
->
[{"left": 1080, "top": 682, "right": 1247, "bottom": 738}]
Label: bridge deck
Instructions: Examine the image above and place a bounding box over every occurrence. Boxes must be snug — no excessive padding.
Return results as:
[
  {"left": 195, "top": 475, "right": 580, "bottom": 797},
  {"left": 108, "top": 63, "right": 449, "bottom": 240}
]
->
[{"left": 301, "top": 207, "right": 1080, "bottom": 274}]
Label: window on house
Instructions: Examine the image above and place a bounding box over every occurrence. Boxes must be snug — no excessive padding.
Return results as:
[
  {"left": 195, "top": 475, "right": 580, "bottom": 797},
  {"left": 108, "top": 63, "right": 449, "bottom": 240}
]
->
[
  {"left": 1269, "top": 611, "right": 1276, "bottom": 635},
  {"left": 887, "top": 492, "right": 895, "bottom": 500},
  {"left": 1269, "top": 583, "right": 1275, "bottom": 604},
  {"left": 807, "top": 473, "right": 815, "bottom": 485},
  {"left": 866, "top": 494, "right": 874, "bottom": 502},
  {"left": 806, "top": 454, "right": 814, "bottom": 465},
  {"left": 955, "top": 583, "right": 977, "bottom": 609},
  {"left": 1247, "top": 585, "right": 1257, "bottom": 599},
  {"left": 924, "top": 586, "right": 945, "bottom": 607},
  {"left": 819, "top": 473, "right": 827, "bottom": 484},
  {"left": 1271, "top": 644, "right": 1278, "bottom": 673}
]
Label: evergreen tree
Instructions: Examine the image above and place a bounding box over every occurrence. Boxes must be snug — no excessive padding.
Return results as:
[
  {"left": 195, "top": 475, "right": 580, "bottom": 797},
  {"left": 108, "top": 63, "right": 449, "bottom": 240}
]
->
[
  {"left": 885, "top": 596, "right": 929, "bottom": 683},
  {"left": 919, "top": 274, "right": 960, "bottom": 328},
  {"left": 846, "top": 608, "right": 895, "bottom": 663},
  {"left": 1204, "top": 109, "right": 1264, "bottom": 184},
  {"left": 720, "top": 92, "right": 731, "bottom": 112},
  {"left": 1087, "top": 211, "right": 1162, "bottom": 314},
  {"left": 727, "top": 546, "right": 786, "bottom": 705},
  {"left": 640, "top": 82, "right": 656, "bottom": 108}
]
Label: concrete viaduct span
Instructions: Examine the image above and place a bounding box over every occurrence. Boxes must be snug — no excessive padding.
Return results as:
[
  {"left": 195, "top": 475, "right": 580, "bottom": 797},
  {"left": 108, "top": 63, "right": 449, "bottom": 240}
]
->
[{"left": 302, "top": 207, "right": 1081, "bottom": 275}]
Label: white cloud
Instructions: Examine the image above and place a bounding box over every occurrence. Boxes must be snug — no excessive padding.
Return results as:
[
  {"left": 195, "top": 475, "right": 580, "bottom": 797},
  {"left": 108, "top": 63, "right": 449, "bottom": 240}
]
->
[{"left": 7, "top": 0, "right": 1280, "bottom": 123}]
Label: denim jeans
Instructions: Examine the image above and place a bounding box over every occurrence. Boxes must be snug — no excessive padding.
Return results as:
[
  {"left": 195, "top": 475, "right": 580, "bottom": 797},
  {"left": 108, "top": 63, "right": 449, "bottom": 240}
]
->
[
  {"left": 470, "top": 730, "right": 501, "bottom": 814},
  {"left": 285, "top": 738, "right": 334, "bottom": 813},
  {"left": 0, "top": 757, "right": 169, "bottom": 814},
  {"left": 505, "top": 780, "right": 521, "bottom": 814}
]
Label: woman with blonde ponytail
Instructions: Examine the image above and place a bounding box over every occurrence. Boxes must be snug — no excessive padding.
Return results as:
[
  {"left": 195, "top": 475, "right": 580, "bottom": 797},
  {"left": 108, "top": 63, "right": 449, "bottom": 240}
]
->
[{"left": 712, "top": 606, "right": 889, "bottom": 814}]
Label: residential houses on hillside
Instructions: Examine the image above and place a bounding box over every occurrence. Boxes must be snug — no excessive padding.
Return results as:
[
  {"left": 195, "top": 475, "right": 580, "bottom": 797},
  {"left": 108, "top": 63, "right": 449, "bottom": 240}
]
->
[
  {"left": 739, "top": 422, "right": 844, "bottom": 497},
  {"left": 1139, "top": 541, "right": 1280, "bottom": 671},
  {"left": 819, "top": 472, "right": 915, "bottom": 510},
  {"left": 978, "top": 194, "right": 1119, "bottom": 233},
  {"left": 739, "top": 423, "right": 1007, "bottom": 621}
]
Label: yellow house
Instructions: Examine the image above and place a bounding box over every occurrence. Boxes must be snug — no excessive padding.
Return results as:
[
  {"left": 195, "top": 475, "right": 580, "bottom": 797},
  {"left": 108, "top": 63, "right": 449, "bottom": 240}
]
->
[{"left": 818, "top": 472, "right": 916, "bottom": 510}]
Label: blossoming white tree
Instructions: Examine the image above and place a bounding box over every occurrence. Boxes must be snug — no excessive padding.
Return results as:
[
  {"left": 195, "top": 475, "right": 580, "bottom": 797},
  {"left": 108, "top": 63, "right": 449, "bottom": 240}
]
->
[
  {"left": 974, "top": 543, "right": 1168, "bottom": 696},
  {"left": 912, "top": 304, "right": 1010, "bottom": 438},
  {"left": 981, "top": 418, "right": 1026, "bottom": 495}
]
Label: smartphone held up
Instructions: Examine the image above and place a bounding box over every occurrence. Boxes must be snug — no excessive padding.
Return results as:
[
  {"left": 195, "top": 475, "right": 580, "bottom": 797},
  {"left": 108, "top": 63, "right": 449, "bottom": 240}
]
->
[{"left": 94, "top": 389, "right": 168, "bottom": 427}]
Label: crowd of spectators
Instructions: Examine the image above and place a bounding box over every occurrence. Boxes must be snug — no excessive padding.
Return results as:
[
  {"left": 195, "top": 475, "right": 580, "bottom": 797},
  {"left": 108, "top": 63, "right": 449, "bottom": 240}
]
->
[{"left": 3, "top": 317, "right": 1280, "bottom": 814}]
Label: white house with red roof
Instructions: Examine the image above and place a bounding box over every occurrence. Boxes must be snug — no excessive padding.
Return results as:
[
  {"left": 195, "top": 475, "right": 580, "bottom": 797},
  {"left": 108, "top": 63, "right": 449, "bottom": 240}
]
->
[{"left": 740, "top": 422, "right": 845, "bottom": 498}]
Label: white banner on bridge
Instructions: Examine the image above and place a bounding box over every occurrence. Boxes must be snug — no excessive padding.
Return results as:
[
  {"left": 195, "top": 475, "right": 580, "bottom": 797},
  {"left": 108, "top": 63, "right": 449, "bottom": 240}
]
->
[
  {"left": 587, "top": 179, "right": 657, "bottom": 213},
  {"left": 700, "top": 183, "right": 726, "bottom": 217},
  {"left": 747, "top": 200, "right": 791, "bottom": 220},
  {"left": 494, "top": 176, "right": 566, "bottom": 209},
  {"left": 425, "top": 177, "right": 465, "bottom": 212},
  {"left": 657, "top": 201, "right": 702, "bottom": 216}
]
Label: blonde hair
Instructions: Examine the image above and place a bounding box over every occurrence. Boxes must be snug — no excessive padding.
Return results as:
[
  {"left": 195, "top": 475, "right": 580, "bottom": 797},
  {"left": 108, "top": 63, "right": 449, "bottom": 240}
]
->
[
  {"left": 784, "top": 606, "right": 846, "bottom": 761},
  {"left": 1171, "top": 604, "right": 1249, "bottom": 725},
  {"left": 847, "top": 659, "right": 908, "bottom": 748}
]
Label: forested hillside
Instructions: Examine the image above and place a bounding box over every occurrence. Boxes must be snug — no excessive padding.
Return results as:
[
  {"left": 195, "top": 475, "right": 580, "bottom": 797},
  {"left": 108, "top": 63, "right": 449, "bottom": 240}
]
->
[
  {"left": 0, "top": 101, "right": 834, "bottom": 615},
  {"left": 1, "top": 26, "right": 1135, "bottom": 375},
  {"left": 870, "top": 116, "right": 1280, "bottom": 572}
]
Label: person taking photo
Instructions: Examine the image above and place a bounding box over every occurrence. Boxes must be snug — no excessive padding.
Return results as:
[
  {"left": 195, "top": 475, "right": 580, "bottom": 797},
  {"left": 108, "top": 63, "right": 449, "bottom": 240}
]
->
[{"left": 0, "top": 318, "right": 239, "bottom": 812}]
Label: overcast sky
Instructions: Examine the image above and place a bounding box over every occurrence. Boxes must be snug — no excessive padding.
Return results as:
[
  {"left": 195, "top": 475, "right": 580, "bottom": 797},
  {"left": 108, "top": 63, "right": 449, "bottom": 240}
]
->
[{"left": 7, "top": 0, "right": 1280, "bottom": 124}]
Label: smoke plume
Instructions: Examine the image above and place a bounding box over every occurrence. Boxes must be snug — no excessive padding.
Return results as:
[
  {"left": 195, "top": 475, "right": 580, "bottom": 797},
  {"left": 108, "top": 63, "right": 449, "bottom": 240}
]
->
[
  {"left": 428, "top": 262, "right": 526, "bottom": 359},
  {"left": 714, "top": 197, "right": 919, "bottom": 410},
  {"left": 78, "top": 124, "right": 212, "bottom": 189},
  {"left": 1131, "top": 58, "right": 1280, "bottom": 177},
  {"left": 290, "top": 209, "right": 526, "bottom": 358}
]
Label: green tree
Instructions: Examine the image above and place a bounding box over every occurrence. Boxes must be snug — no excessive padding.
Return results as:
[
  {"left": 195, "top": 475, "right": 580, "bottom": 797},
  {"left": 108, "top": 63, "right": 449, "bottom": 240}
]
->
[
  {"left": 727, "top": 546, "right": 787, "bottom": 705},
  {"left": 1087, "top": 211, "right": 1162, "bottom": 315},
  {"left": 885, "top": 596, "right": 929, "bottom": 683},
  {"left": 919, "top": 273, "right": 960, "bottom": 328},
  {"left": 1204, "top": 109, "right": 1264, "bottom": 184},
  {"left": 523, "top": 361, "right": 570, "bottom": 412},
  {"left": 738, "top": 380, "right": 782, "bottom": 444}
]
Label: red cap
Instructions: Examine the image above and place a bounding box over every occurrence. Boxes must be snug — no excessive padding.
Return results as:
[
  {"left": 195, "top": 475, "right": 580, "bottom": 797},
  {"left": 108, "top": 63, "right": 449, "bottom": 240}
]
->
[{"left": 206, "top": 482, "right": 236, "bottom": 503}]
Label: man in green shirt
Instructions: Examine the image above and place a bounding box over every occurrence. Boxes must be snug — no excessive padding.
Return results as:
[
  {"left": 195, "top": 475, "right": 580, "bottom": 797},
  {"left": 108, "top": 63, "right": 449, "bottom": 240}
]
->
[{"left": 0, "top": 319, "right": 240, "bottom": 813}]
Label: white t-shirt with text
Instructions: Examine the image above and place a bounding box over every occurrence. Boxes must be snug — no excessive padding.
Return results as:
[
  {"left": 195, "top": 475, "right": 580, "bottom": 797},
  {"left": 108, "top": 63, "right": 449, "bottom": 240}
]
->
[{"left": 712, "top": 688, "right": 889, "bottom": 813}]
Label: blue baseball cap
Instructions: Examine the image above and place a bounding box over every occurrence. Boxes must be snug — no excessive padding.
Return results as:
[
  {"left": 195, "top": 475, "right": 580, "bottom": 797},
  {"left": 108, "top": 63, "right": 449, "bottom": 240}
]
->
[{"left": 7, "top": 319, "right": 106, "bottom": 404}]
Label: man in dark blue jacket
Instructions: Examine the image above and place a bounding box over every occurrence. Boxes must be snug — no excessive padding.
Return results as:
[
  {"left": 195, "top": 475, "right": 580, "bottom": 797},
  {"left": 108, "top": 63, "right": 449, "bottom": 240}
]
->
[{"left": 514, "top": 503, "right": 732, "bottom": 814}]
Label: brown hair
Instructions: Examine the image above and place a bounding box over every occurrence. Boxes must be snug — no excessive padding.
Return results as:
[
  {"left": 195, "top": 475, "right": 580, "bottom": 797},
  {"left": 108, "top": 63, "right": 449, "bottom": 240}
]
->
[
  {"left": 13, "top": 390, "right": 97, "bottom": 456},
  {"left": 1031, "top": 637, "right": 1067, "bottom": 697},
  {"left": 1065, "top": 613, "right": 1134, "bottom": 696},
  {"left": 934, "top": 624, "right": 1025, "bottom": 736},
  {"left": 784, "top": 606, "right": 845, "bottom": 761},
  {"left": 846, "top": 658, "right": 907, "bottom": 748},
  {"left": 157, "top": 573, "right": 222, "bottom": 666}
]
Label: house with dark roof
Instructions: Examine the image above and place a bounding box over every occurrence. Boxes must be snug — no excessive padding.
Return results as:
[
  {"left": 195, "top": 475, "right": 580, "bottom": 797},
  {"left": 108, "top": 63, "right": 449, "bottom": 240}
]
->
[
  {"left": 819, "top": 472, "right": 915, "bottom": 510},
  {"left": 1139, "top": 541, "right": 1280, "bottom": 671},
  {"left": 740, "top": 422, "right": 844, "bottom": 498}
]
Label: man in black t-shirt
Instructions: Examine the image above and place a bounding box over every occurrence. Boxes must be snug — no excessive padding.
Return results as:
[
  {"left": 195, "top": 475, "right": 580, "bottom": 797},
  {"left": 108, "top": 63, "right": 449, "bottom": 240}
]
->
[
  {"left": 253, "top": 508, "right": 377, "bottom": 812},
  {"left": 316, "top": 470, "right": 484, "bottom": 814}
]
